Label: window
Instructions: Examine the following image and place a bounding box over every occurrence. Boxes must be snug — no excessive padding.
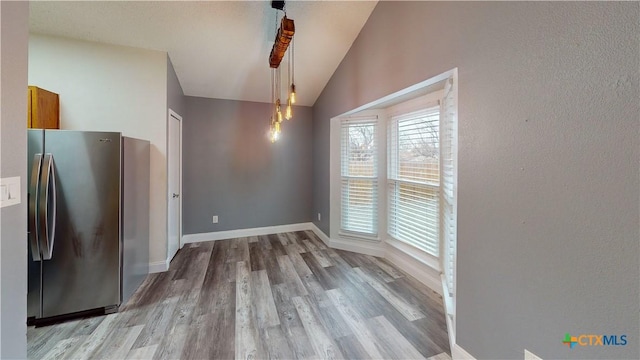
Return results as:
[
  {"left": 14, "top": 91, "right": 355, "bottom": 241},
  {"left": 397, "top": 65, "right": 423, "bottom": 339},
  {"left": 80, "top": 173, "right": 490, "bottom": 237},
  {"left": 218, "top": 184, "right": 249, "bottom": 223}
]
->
[
  {"left": 340, "top": 119, "right": 378, "bottom": 236},
  {"left": 388, "top": 107, "right": 440, "bottom": 256}
]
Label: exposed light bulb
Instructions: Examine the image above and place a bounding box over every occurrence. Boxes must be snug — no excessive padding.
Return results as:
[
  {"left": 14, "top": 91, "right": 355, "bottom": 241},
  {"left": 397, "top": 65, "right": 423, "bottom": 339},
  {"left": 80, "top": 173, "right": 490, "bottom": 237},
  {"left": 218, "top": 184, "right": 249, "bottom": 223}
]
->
[
  {"left": 275, "top": 121, "right": 281, "bottom": 135},
  {"left": 270, "top": 125, "right": 279, "bottom": 142},
  {"left": 269, "top": 117, "right": 277, "bottom": 143},
  {"left": 275, "top": 99, "right": 283, "bottom": 123},
  {"left": 285, "top": 98, "right": 292, "bottom": 120},
  {"left": 290, "top": 84, "right": 296, "bottom": 104}
]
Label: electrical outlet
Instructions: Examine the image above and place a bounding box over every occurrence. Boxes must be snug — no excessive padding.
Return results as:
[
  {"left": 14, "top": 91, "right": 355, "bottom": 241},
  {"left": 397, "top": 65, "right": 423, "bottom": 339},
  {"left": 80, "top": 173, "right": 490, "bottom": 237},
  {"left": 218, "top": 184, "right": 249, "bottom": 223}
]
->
[
  {"left": 317, "top": 213, "right": 321, "bottom": 221},
  {"left": 212, "top": 215, "right": 219, "bottom": 224}
]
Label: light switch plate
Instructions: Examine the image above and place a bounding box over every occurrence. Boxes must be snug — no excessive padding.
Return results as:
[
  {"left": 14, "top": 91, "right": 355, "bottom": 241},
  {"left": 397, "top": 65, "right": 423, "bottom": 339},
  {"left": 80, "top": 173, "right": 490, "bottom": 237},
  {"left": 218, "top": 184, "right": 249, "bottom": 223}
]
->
[
  {"left": 212, "top": 215, "right": 219, "bottom": 224},
  {"left": 0, "top": 176, "right": 21, "bottom": 208}
]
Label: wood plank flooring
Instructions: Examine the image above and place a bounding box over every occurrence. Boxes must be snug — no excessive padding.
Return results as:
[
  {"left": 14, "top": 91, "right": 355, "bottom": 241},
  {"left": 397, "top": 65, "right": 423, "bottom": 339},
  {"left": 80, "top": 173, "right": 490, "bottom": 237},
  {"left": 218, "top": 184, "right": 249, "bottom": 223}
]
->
[{"left": 28, "top": 231, "right": 451, "bottom": 359}]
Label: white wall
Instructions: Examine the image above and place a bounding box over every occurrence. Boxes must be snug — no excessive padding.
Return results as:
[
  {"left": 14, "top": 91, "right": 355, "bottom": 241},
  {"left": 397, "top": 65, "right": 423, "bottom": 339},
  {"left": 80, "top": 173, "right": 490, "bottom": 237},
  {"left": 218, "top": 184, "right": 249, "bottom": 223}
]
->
[
  {"left": 0, "top": 1, "right": 29, "bottom": 357},
  {"left": 28, "top": 34, "right": 169, "bottom": 267}
]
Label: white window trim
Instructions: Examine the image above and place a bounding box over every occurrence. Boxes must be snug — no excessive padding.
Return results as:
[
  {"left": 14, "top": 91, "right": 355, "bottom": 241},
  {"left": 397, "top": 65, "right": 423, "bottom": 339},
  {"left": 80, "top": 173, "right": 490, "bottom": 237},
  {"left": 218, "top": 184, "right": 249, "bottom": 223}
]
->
[
  {"left": 330, "top": 70, "right": 456, "bottom": 263},
  {"left": 439, "top": 74, "right": 459, "bottom": 322},
  {"left": 386, "top": 100, "right": 444, "bottom": 258},
  {"left": 386, "top": 93, "right": 444, "bottom": 257},
  {"left": 340, "top": 127, "right": 379, "bottom": 237},
  {"left": 386, "top": 90, "right": 443, "bottom": 118},
  {"left": 333, "top": 93, "right": 444, "bottom": 248},
  {"left": 333, "top": 110, "right": 386, "bottom": 242}
]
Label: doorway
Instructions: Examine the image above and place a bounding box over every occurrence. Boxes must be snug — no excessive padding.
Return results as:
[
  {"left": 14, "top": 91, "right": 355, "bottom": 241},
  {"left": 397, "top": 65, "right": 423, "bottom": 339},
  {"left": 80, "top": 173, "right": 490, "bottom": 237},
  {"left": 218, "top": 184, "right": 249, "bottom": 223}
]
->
[{"left": 167, "top": 109, "right": 182, "bottom": 263}]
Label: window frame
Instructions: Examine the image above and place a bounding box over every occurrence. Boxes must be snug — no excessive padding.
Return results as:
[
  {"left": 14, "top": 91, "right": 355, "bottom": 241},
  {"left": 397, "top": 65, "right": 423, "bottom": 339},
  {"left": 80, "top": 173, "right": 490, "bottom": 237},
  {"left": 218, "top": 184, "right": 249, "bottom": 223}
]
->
[
  {"left": 386, "top": 95, "right": 443, "bottom": 257},
  {"left": 339, "top": 117, "right": 381, "bottom": 239},
  {"left": 332, "top": 94, "right": 444, "bottom": 249},
  {"left": 331, "top": 111, "right": 386, "bottom": 242}
]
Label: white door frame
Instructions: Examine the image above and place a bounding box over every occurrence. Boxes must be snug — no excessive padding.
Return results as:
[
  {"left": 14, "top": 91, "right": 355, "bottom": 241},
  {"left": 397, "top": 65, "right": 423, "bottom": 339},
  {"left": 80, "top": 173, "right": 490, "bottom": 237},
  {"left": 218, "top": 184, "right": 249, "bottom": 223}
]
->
[{"left": 167, "top": 109, "right": 183, "bottom": 261}]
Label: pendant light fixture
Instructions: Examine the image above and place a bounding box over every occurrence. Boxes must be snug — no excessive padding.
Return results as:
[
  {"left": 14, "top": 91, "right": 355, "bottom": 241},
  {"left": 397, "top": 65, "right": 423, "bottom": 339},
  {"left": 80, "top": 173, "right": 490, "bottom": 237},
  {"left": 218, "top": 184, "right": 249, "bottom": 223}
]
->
[
  {"left": 285, "top": 36, "right": 294, "bottom": 120},
  {"left": 269, "top": 62, "right": 280, "bottom": 143},
  {"left": 268, "top": 1, "right": 296, "bottom": 142},
  {"left": 289, "top": 36, "right": 296, "bottom": 105},
  {"left": 276, "top": 66, "right": 283, "bottom": 123}
]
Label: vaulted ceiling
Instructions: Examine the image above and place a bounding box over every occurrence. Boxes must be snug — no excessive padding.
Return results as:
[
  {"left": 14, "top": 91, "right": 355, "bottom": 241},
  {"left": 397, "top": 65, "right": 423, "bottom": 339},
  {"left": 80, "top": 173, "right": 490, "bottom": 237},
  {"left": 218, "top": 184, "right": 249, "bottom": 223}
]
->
[{"left": 29, "top": 1, "right": 378, "bottom": 107}]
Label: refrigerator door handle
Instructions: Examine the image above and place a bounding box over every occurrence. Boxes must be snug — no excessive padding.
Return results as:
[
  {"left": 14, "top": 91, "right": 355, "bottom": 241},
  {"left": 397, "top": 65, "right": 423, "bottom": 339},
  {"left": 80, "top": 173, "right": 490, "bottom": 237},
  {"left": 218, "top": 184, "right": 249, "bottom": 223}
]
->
[
  {"left": 29, "top": 154, "right": 43, "bottom": 261},
  {"left": 39, "top": 153, "right": 57, "bottom": 260}
]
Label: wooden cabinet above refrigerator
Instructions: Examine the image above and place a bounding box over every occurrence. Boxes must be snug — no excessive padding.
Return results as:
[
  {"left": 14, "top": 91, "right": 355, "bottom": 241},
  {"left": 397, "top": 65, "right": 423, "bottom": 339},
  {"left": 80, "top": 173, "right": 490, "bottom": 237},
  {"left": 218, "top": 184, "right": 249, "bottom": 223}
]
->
[{"left": 28, "top": 86, "right": 60, "bottom": 129}]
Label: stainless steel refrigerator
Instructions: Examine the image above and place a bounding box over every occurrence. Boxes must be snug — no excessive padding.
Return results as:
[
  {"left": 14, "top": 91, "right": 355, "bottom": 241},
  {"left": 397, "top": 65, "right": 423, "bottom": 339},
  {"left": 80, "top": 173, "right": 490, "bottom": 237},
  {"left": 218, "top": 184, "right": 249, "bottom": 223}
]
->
[{"left": 27, "top": 129, "right": 150, "bottom": 325}]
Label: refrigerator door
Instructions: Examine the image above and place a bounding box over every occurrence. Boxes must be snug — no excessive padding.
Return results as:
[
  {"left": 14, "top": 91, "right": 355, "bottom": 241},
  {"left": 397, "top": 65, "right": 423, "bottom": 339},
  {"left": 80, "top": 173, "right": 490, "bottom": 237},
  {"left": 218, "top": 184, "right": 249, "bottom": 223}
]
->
[
  {"left": 27, "top": 129, "right": 44, "bottom": 318},
  {"left": 121, "top": 137, "right": 150, "bottom": 305},
  {"left": 40, "top": 130, "right": 122, "bottom": 318}
]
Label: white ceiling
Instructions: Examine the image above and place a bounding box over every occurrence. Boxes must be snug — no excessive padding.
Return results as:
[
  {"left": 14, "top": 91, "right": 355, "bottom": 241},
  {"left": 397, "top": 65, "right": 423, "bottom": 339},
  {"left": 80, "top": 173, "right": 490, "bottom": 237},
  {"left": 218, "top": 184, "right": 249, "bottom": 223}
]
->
[{"left": 29, "top": 1, "right": 378, "bottom": 107}]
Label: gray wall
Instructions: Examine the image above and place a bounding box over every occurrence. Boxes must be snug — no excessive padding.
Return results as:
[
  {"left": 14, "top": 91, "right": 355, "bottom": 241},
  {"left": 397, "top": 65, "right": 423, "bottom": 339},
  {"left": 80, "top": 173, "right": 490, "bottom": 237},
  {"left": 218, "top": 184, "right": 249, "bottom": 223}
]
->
[
  {"left": 184, "top": 97, "right": 312, "bottom": 234},
  {"left": 167, "top": 55, "right": 186, "bottom": 118},
  {"left": 312, "top": 2, "right": 639, "bottom": 358},
  {"left": 0, "top": 1, "right": 28, "bottom": 357}
]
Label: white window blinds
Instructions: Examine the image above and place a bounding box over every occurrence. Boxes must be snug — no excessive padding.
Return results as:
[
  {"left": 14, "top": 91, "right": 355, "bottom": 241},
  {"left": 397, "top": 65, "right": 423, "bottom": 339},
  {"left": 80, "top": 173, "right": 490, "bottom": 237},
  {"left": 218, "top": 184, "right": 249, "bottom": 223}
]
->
[
  {"left": 341, "top": 119, "right": 378, "bottom": 236},
  {"left": 440, "top": 78, "right": 457, "bottom": 298},
  {"left": 388, "top": 108, "right": 440, "bottom": 256}
]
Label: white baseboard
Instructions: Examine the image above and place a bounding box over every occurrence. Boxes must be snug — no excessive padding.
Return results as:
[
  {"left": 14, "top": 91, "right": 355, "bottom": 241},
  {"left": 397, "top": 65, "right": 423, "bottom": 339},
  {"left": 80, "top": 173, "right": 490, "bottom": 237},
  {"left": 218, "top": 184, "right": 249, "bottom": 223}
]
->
[
  {"left": 452, "top": 344, "right": 475, "bottom": 360},
  {"left": 309, "top": 223, "right": 331, "bottom": 247},
  {"left": 441, "top": 274, "right": 456, "bottom": 352},
  {"left": 149, "top": 259, "right": 170, "bottom": 273},
  {"left": 385, "top": 243, "right": 443, "bottom": 296},
  {"left": 182, "top": 222, "right": 314, "bottom": 244},
  {"left": 309, "top": 223, "right": 385, "bottom": 257}
]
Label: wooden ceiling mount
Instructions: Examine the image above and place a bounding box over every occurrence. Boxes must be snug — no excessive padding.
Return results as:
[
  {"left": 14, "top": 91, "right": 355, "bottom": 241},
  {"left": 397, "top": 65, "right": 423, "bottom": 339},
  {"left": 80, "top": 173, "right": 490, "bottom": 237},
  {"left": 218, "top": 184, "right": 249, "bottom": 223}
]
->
[
  {"left": 271, "top": 1, "right": 285, "bottom": 11},
  {"left": 269, "top": 16, "right": 295, "bottom": 69}
]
